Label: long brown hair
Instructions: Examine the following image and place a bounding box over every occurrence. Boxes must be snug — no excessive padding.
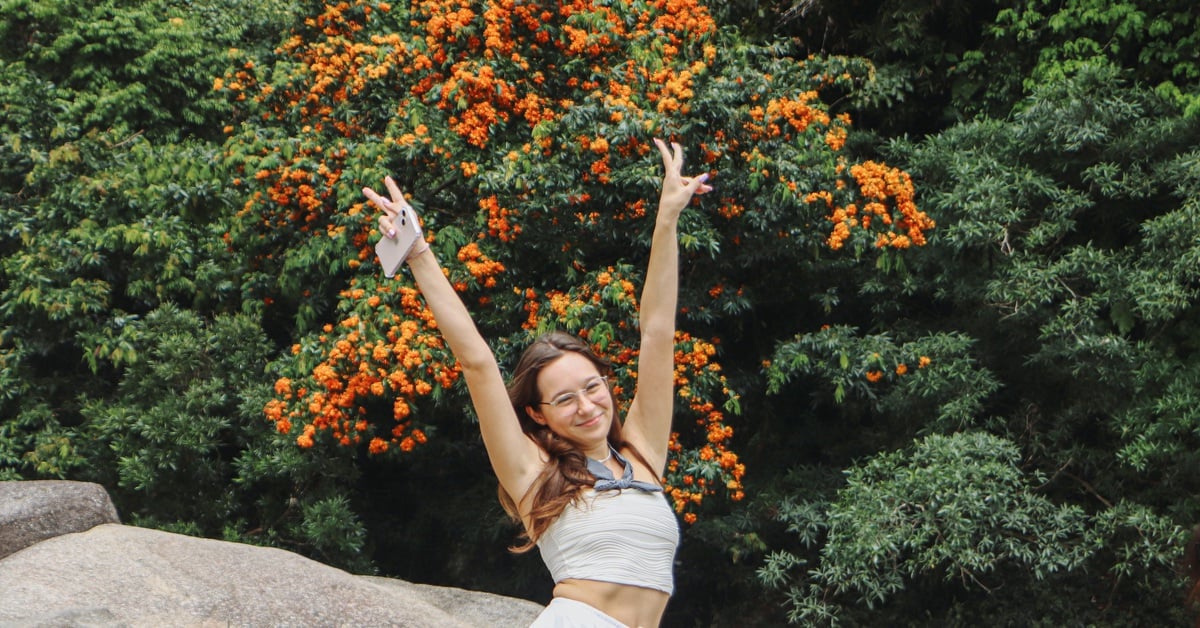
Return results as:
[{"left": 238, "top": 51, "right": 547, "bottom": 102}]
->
[{"left": 499, "top": 331, "right": 655, "bottom": 552}]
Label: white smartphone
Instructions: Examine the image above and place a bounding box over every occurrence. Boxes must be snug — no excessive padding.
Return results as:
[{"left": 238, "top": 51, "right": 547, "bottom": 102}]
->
[{"left": 374, "top": 204, "right": 421, "bottom": 278}]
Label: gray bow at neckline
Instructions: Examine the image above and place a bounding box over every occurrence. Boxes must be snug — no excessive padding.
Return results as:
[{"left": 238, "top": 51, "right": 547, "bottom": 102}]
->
[{"left": 587, "top": 447, "right": 662, "bottom": 493}]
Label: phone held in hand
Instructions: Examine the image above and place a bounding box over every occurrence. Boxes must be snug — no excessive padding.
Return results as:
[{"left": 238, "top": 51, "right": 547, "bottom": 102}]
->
[{"left": 375, "top": 204, "right": 421, "bottom": 278}]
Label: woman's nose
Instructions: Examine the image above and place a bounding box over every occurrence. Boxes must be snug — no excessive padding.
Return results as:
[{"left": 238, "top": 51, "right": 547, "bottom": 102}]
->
[{"left": 576, "top": 393, "right": 597, "bottom": 414}]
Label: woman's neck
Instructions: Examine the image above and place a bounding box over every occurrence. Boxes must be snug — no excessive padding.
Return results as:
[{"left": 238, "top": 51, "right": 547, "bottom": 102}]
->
[{"left": 585, "top": 443, "right": 612, "bottom": 462}]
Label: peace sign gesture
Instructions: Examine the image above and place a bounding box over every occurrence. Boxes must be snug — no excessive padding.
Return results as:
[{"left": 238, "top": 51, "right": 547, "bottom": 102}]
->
[{"left": 653, "top": 137, "right": 713, "bottom": 217}]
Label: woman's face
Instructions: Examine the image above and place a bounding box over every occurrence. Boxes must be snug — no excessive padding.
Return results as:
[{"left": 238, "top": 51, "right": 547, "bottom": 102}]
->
[{"left": 528, "top": 351, "right": 613, "bottom": 449}]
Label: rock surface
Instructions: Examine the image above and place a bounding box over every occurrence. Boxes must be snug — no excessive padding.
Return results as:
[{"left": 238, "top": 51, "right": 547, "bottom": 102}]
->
[
  {"left": 0, "top": 480, "right": 120, "bottom": 560},
  {"left": 0, "top": 481, "right": 543, "bottom": 627}
]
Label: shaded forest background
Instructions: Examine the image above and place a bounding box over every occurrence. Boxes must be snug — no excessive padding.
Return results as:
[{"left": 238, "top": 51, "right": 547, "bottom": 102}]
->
[{"left": 2, "top": 0, "right": 1199, "bottom": 625}]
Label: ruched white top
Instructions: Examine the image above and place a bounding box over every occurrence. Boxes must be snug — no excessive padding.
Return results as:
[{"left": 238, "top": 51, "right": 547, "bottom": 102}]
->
[{"left": 537, "top": 489, "right": 680, "bottom": 595}]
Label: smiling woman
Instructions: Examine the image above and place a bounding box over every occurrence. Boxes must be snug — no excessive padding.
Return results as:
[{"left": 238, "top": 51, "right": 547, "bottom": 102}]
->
[{"left": 362, "top": 138, "right": 710, "bottom": 628}]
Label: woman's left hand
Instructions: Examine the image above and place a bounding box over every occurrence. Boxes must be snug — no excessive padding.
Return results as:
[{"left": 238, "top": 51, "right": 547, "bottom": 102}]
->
[{"left": 654, "top": 137, "right": 713, "bottom": 217}]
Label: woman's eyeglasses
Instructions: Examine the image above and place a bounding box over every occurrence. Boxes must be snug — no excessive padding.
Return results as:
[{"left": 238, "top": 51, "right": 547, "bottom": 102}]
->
[{"left": 540, "top": 376, "right": 609, "bottom": 413}]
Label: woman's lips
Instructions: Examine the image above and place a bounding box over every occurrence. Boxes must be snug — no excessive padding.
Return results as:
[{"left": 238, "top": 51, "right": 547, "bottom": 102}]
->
[{"left": 576, "top": 414, "right": 604, "bottom": 428}]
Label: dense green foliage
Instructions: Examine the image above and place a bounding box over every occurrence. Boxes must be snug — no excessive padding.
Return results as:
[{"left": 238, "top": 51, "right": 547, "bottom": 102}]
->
[
  {"left": 720, "top": 0, "right": 1200, "bottom": 129},
  {"left": 2, "top": 0, "right": 1197, "bottom": 626}
]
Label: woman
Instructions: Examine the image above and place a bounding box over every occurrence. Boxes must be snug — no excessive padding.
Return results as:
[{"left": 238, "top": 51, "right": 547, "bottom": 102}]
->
[{"left": 362, "top": 138, "right": 712, "bottom": 627}]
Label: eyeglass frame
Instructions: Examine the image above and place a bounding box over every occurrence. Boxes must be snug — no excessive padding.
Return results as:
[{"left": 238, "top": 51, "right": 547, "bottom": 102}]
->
[{"left": 538, "top": 376, "right": 610, "bottom": 413}]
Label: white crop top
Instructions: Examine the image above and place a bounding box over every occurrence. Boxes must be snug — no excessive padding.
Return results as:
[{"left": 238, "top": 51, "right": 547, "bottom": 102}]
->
[{"left": 536, "top": 489, "right": 681, "bottom": 595}]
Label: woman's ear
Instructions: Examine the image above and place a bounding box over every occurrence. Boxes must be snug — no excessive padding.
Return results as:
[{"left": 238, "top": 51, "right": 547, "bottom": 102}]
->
[{"left": 526, "top": 405, "right": 547, "bottom": 426}]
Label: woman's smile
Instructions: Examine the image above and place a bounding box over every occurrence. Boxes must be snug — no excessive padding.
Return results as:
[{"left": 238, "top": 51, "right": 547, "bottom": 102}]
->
[{"left": 575, "top": 413, "right": 605, "bottom": 429}]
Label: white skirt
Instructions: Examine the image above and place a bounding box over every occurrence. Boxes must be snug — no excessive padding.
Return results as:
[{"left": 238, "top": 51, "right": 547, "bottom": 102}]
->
[{"left": 529, "top": 597, "right": 628, "bottom": 627}]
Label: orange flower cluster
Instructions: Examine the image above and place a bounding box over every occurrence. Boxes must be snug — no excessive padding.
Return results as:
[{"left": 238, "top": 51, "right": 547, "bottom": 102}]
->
[
  {"left": 864, "top": 354, "right": 932, "bottom": 384},
  {"left": 717, "top": 199, "right": 745, "bottom": 220},
  {"left": 479, "top": 195, "right": 520, "bottom": 242},
  {"left": 267, "top": 3, "right": 410, "bottom": 137},
  {"left": 402, "top": 0, "right": 715, "bottom": 148},
  {"left": 825, "top": 117, "right": 849, "bottom": 151},
  {"left": 456, "top": 241, "right": 505, "bottom": 289},
  {"left": 615, "top": 198, "right": 648, "bottom": 221},
  {"left": 808, "top": 160, "right": 935, "bottom": 251},
  {"left": 742, "top": 92, "right": 843, "bottom": 146},
  {"left": 236, "top": 162, "right": 346, "bottom": 237},
  {"left": 767, "top": 93, "right": 830, "bottom": 137},
  {"left": 856, "top": 161, "right": 931, "bottom": 248},
  {"left": 265, "top": 279, "right": 461, "bottom": 454},
  {"left": 664, "top": 332, "right": 744, "bottom": 523},
  {"left": 651, "top": 0, "right": 715, "bottom": 35},
  {"left": 441, "top": 63, "right": 520, "bottom": 148}
]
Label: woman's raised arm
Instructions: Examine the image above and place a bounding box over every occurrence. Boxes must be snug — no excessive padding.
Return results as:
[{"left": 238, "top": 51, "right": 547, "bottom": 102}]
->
[
  {"left": 363, "top": 177, "right": 543, "bottom": 502},
  {"left": 623, "top": 140, "right": 712, "bottom": 475}
]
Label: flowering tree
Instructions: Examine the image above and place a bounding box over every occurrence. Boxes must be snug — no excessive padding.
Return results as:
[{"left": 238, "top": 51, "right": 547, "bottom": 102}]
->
[
  {"left": 7, "top": 0, "right": 1198, "bottom": 623},
  {"left": 217, "top": 0, "right": 929, "bottom": 524}
]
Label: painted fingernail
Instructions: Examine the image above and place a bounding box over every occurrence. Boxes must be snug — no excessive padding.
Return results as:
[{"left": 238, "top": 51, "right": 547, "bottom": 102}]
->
[{"left": 388, "top": 229, "right": 396, "bottom": 238}]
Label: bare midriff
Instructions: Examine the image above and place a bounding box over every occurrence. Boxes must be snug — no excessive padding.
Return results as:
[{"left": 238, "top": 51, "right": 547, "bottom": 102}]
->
[{"left": 553, "top": 579, "right": 669, "bottom": 628}]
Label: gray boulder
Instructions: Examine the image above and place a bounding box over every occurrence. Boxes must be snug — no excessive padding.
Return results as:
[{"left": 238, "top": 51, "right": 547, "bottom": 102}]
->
[
  {"left": 0, "top": 481, "right": 544, "bottom": 626},
  {"left": 0, "top": 480, "right": 120, "bottom": 560},
  {"left": 0, "top": 524, "right": 543, "bottom": 627}
]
